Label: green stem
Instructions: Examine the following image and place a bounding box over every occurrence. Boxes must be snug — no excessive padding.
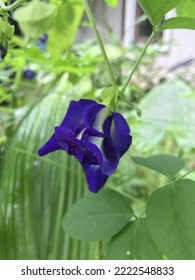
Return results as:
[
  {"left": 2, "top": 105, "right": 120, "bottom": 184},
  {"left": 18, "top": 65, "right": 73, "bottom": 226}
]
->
[
  {"left": 121, "top": 30, "right": 156, "bottom": 95},
  {"left": 178, "top": 169, "right": 195, "bottom": 180},
  {"left": 0, "top": 0, "right": 6, "bottom": 9},
  {"left": 82, "top": 0, "right": 118, "bottom": 92},
  {"left": 1, "top": 0, "right": 26, "bottom": 11}
]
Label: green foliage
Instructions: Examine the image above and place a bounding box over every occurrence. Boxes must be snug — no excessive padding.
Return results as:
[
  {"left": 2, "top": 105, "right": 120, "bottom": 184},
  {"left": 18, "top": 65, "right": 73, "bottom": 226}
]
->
[
  {"left": 13, "top": 0, "right": 56, "bottom": 37},
  {"left": 132, "top": 80, "right": 195, "bottom": 151},
  {"left": 100, "top": 87, "right": 116, "bottom": 111},
  {"left": 146, "top": 179, "right": 195, "bottom": 260},
  {"left": 1, "top": 0, "right": 195, "bottom": 261},
  {"left": 62, "top": 189, "right": 134, "bottom": 241},
  {"left": 104, "top": 0, "right": 118, "bottom": 7},
  {"left": 176, "top": 0, "right": 195, "bottom": 17},
  {"left": 138, "top": 0, "right": 182, "bottom": 26},
  {"left": 0, "top": 85, "right": 97, "bottom": 260},
  {"left": 161, "top": 17, "right": 195, "bottom": 31},
  {"left": 108, "top": 218, "right": 163, "bottom": 260},
  {"left": 132, "top": 155, "right": 185, "bottom": 179},
  {"left": 47, "top": 0, "right": 84, "bottom": 57}
]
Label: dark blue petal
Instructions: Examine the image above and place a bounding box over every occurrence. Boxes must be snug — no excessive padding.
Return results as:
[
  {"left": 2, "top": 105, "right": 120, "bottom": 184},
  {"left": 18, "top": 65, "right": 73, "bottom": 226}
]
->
[
  {"left": 60, "top": 99, "right": 96, "bottom": 130},
  {"left": 83, "top": 103, "right": 105, "bottom": 130},
  {"left": 38, "top": 134, "right": 61, "bottom": 156},
  {"left": 83, "top": 138, "right": 119, "bottom": 175},
  {"left": 109, "top": 112, "right": 132, "bottom": 157},
  {"left": 55, "top": 126, "right": 83, "bottom": 155},
  {"left": 81, "top": 163, "right": 108, "bottom": 193}
]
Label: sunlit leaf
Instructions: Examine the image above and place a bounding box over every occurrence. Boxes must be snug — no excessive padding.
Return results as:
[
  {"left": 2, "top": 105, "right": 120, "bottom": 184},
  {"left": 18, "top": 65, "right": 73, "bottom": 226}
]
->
[
  {"left": 48, "top": 0, "right": 83, "bottom": 57},
  {"left": 62, "top": 189, "right": 134, "bottom": 241},
  {"left": 138, "top": 0, "right": 182, "bottom": 26},
  {"left": 176, "top": 0, "right": 195, "bottom": 18},
  {"left": 104, "top": 0, "right": 118, "bottom": 7},
  {"left": 13, "top": 0, "right": 56, "bottom": 37},
  {"left": 146, "top": 179, "right": 195, "bottom": 260},
  {"left": 161, "top": 17, "right": 195, "bottom": 30}
]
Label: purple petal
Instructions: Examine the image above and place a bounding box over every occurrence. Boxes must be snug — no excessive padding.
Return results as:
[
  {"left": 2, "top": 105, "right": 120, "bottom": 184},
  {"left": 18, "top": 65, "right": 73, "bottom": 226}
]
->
[
  {"left": 82, "top": 138, "right": 119, "bottom": 175},
  {"left": 60, "top": 99, "right": 96, "bottom": 130},
  {"left": 38, "top": 134, "right": 61, "bottom": 156},
  {"left": 83, "top": 103, "right": 105, "bottom": 130},
  {"left": 55, "top": 126, "right": 83, "bottom": 155},
  {"left": 81, "top": 163, "right": 108, "bottom": 193},
  {"left": 109, "top": 112, "right": 132, "bottom": 157}
]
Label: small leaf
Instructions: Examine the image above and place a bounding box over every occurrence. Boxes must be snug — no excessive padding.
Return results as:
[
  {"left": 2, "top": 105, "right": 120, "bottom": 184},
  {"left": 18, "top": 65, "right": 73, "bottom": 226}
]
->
[
  {"left": 100, "top": 87, "right": 116, "bottom": 111},
  {"left": 131, "top": 154, "right": 185, "bottom": 178},
  {"left": 48, "top": 0, "right": 83, "bottom": 57},
  {"left": 62, "top": 189, "right": 134, "bottom": 241},
  {"left": 107, "top": 218, "right": 162, "bottom": 260},
  {"left": 13, "top": 0, "right": 56, "bottom": 37},
  {"left": 138, "top": 0, "right": 182, "bottom": 26},
  {"left": 104, "top": 0, "right": 118, "bottom": 7},
  {"left": 146, "top": 179, "right": 195, "bottom": 260},
  {"left": 160, "top": 17, "right": 195, "bottom": 31}
]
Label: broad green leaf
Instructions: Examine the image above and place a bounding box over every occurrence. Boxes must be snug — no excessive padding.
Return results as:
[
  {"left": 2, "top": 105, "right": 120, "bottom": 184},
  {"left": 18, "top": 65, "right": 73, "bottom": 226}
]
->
[
  {"left": 107, "top": 218, "right": 162, "bottom": 260},
  {"left": 132, "top": 80, "right": 195, "bottom": 151},
  {"left": 62, "top": 189, "right": 134, "bottom": 241},
  {"left": 161, "top": 17, "right": 195, "bottom": 30},
  {"left": 131, "top": 154, "right": 185, "bottom": 178},
  {"left": 176, "top": 0, "right": 195, "bottom": 17},
  {"left": 146, "top": 179, "right": 195, "bottom": 260},
  {"left": 138, "top": 0, "right": 182, "bottom": 26},
  {"left": 100, "top": 87, "right": 116, "bottom": 111},
  {"left": 48, "top": 0, "right": 83, "bottom": 57},
  {"left": 0, "top": 81, "right": 97, "bottom": 260},
  {"left": 13, "top": 0, "right": 56, "bottom": 37},
  {"left": 104, "top": 0, "right": 118, "bottom": 7}
]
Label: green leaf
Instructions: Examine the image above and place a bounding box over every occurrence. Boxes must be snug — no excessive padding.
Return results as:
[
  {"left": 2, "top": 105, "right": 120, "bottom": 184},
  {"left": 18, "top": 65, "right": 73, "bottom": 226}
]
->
[
  {"left": 104, "top": 0, "right": 118, "bottom": 7},
  {"left": 176, "top": 0, "right": 195, "bottom": 18},
  {"left": 100, "top": 87, "right": 116, "bottom": 111},
  {"left": 107, "top": 218, "right": 162, "bottom": 260},
  {"left": 13, "top": 0, "right": 56, "bottom": 37},
  {"left": 132, "top": 154, "right": 185, "bottom": 178},
  {"left": 0, "top": 83, "right": 97, "bottom": 260},
  {"left": 146, "top": 179, "right": 195, "bottom": 260},
  {"left": 138, "top": 0, "right": 182, "bottom": 26},
  {"left": 62, "top": 189, "right": 134, "bottom": 241},
  {"left": 161, "top": 17, "right": 195, "bottom": 30},
  {"left": 48, "top": 0, "right": 83, "bottom": 58},
  {"left": 131, "top": 80, "right": 195, "bottom": 150}
]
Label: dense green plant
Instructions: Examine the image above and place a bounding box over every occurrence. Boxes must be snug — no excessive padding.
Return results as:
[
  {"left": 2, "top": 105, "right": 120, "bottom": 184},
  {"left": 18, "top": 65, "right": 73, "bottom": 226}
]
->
[{"left": 0, "top": 0, "right": 195, "bottom": 260}]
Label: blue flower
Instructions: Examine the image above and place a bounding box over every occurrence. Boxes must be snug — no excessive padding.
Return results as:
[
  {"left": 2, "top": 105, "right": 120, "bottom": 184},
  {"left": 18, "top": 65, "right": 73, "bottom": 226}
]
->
[{"left": 38, "top": 99, "right": 132, "bottom": 192}]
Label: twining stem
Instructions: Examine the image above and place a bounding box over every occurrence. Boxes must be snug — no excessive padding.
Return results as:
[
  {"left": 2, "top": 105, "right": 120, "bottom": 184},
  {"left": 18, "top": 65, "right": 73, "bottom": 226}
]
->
[
  {"left": 121, "top": 30, "right": 156, "bottom": 95},
  {"left": 0, "top": 0, "right": 26, "bottom": 11},
  {"left": 82, "top": 0, "right": 118, "bottom": 92}
]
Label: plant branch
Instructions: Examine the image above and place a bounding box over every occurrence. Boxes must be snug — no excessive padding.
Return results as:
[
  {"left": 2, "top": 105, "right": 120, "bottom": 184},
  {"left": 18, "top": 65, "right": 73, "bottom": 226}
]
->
[
  {"left": 121, "top": 30, "right": 156, "bottom": 95},
  {"left": 1, "top": 0, "right": 26, "bottom": 11},
  {"left": 82, "top": 0, "right": 118, "bottom": 92}
]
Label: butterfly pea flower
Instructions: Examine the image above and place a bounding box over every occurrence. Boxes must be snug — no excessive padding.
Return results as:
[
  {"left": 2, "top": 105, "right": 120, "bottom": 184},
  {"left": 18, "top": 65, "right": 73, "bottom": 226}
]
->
[{"left": 38, "top": 99, "right": 132, "bottom": 193}]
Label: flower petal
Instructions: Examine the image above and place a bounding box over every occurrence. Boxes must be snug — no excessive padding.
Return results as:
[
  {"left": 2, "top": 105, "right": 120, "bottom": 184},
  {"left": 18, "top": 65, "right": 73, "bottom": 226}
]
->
[
  {"left": 60, "top": 99, "right": 96, "bottom": 130},
  {"left": 83, "top": 103, "right": 105, "bottom": 132},
  {"left": 81, "top": 163, "right": 108, "bottom": 193},
  {"left": 38, "top": 134, "right": 61, "bottom": 156},
  {"left": 55, "top": 126, "right": 83, "bottom": 155},
  {"left": 109, "top": 112, "right": 132, "bottom": 157},
  {"left": 83, "top": 137, "right": 119, "bottom": 175}
]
